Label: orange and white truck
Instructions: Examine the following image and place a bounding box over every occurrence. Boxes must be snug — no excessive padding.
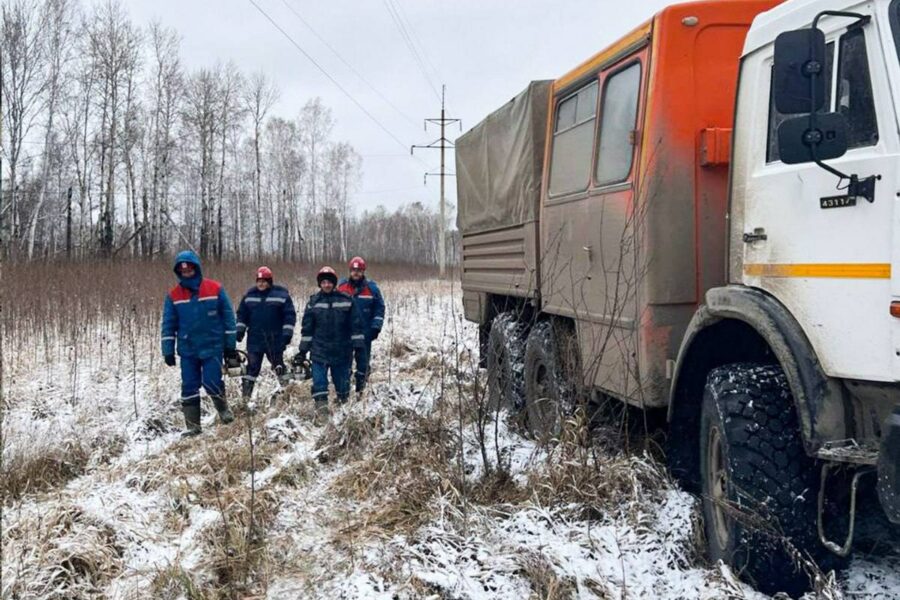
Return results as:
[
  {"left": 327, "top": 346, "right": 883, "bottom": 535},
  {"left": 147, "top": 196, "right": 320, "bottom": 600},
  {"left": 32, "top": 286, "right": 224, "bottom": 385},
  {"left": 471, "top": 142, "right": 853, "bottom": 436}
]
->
[{"left": 456, "top": 0, "right": 900, "bottom": 594}]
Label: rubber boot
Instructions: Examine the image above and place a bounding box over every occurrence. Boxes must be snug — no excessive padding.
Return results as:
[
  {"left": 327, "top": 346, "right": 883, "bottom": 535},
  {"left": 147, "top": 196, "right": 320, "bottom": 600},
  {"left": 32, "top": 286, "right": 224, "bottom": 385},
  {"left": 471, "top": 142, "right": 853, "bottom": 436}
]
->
[
  {"left": 275, "top": 364, "right": 290, "bottom": 387},
  {"left": 241, "top": 379, "right": 255, "bottom": 401},
  {"left": 181, "top": 404, "right": 202, "bottom": 437},
  {"left": 212, "top": 395, "right": 235, "bottom": 424},
  {"left": 355, "top": 377, "right": 366, "bottom": 394},
  {"left": 314, "top": 398, "right": 330, "bottom": 425}
]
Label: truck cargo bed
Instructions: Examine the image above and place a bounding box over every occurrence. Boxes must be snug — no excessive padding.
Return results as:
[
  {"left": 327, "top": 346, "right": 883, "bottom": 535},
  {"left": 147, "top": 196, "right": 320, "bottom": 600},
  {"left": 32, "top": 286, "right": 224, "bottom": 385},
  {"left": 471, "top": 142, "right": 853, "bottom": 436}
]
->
[{"left": 456, "top": 80, "right": 550, "bottom": 306}]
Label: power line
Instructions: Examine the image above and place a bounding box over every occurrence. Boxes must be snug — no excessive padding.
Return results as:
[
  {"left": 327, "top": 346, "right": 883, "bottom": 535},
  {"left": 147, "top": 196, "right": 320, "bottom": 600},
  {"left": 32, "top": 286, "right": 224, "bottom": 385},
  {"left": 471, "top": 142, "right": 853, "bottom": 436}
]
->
[
  {"left": 247, "top": 0, "right": 416, "bottom": 156},
  {"left": 279, "top": 0, "right": 420, "bottom": 130},
  {"left": 382, "top": 0, "right": 441, "bottom": 102},
  {"left": 387, "top": 0, "right": 443, "bottom": 88}
]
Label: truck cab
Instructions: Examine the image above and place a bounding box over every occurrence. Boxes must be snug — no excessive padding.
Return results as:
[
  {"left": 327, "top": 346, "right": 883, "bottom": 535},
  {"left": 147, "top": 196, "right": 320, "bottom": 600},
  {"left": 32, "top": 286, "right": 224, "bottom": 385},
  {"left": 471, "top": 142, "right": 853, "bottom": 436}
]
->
[
  {"left": 731, "top": 0, "right": 899, "bottom": 418},
  {"left": 672, "top": 0, "right": 900, "bottom": 593}
]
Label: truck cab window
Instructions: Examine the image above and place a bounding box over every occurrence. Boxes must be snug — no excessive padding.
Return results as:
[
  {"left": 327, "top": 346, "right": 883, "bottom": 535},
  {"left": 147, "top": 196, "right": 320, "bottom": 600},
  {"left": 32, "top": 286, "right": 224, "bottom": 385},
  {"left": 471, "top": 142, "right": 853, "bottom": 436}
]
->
[
  {"left": 595, "top": 62, "right": 641, "bottom": 186},
  {"left": 548, "top": 81, "right": 598, "bottom": 196},
  {"left": 766, "top": 25, "right": 878, "bottom": 163},
  {"left": 766, "top": 43, "right": 833, "bottom": 163},
  {"left": 837, "top": 27, "right": 878, "bottom": 149}
]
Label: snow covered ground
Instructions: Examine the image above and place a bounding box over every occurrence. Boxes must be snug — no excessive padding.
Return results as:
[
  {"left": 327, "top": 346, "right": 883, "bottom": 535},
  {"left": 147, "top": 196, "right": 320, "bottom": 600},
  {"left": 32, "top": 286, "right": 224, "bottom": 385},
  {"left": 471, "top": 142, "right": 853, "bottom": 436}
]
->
[{"left": 2, "top": 278, "right": 898, "bottom": 599}]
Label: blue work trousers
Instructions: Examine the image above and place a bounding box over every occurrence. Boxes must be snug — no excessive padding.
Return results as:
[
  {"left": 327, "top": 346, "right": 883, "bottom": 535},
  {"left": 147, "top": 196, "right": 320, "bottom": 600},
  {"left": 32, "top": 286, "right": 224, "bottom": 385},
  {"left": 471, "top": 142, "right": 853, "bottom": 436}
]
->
[
  {"left": 245, "top": 348, "right": 285, "bottom": 381},
  {"left": 311, "top": 361, "right": 351, "bottom": 401},
  {"left": 352, "top": 341, "right": 372, "bottom": 390},
  {"left": 180, "top": 355, "right": 224, "bottom": 406}
]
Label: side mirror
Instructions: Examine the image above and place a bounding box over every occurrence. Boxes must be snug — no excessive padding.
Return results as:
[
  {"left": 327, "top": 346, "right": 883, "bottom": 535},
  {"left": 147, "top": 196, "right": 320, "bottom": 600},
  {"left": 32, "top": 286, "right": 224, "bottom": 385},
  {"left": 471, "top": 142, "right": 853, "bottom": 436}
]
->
[
  {"left": 777, "top": 113, "right": 848, "bottom": 165},
  {"left": 773, "top": 28, "right": 827, "bottom": 114},
  {"left": 771, "top": 10, "right": 876, "bottom": 202}
]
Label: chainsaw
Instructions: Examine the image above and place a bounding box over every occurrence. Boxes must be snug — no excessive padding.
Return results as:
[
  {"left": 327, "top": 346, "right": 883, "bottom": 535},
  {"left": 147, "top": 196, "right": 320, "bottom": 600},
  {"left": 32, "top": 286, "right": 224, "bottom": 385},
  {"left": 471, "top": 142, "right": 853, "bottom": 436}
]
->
[
  {"left": 224, "top": 350, "right": 248, "bottom": 377},
  {"left": 288, "top": 356, "right": 312, "bottom": 381}
]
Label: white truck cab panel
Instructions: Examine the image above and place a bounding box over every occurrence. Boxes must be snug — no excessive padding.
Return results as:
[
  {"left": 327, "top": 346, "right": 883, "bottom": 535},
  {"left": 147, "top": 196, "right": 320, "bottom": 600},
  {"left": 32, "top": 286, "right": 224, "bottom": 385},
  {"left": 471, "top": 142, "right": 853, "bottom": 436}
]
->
[{"left": 731, "top": 0, "right": 900, "bottom": 382}]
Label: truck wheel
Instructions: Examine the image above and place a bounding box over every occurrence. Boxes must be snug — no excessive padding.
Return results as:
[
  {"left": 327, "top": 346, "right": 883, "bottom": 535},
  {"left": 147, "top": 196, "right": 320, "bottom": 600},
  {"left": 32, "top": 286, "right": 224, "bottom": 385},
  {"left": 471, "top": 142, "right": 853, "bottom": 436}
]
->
[
  {"left": 486, "top": 312, "right": 528, "bottom": 413},
  {"left": 700, "top": 363, "right": 843, "bottom": 597},
  {"left": 523, "top": 320, "right": 575, "bottom": 442}
]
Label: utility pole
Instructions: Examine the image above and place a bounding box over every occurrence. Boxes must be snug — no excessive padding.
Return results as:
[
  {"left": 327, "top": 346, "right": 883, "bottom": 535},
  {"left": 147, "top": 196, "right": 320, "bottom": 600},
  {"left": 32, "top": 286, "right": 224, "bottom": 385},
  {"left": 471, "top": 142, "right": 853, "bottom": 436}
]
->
[{"left": 412, "top": 85, "right": 460, "bottom": 276}]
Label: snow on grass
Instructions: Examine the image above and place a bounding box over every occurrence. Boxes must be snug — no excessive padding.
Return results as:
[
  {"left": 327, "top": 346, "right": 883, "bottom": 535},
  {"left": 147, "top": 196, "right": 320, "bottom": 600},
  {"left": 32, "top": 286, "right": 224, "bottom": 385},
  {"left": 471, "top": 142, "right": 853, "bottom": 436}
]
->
[
  {"left": 842, "top": 555, "right": 900, "bottom": 598},
  {"left": 3, "top": 278, "right": 898, "bottom": 599}
]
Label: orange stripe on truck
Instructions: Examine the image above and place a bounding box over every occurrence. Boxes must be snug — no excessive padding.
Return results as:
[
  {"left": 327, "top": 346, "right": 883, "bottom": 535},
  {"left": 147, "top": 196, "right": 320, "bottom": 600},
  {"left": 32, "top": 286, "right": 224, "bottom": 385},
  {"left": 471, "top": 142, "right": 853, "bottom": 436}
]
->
[{"left": 744, "top": 263, "right": 892, "bottom": 279}]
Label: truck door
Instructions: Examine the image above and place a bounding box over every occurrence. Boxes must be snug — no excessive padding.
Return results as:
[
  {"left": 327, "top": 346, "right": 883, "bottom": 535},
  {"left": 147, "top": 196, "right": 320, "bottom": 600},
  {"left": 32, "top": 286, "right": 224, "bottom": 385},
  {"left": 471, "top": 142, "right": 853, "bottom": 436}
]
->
[
  {"left": 541, "top": 47, "right": 647, "bottom": 400},
  {"left": 887, "top": 0, "right": 900, "bottom": 382},
  {"left": 740, "top": 8, "right": 899, "bottom": 382}
]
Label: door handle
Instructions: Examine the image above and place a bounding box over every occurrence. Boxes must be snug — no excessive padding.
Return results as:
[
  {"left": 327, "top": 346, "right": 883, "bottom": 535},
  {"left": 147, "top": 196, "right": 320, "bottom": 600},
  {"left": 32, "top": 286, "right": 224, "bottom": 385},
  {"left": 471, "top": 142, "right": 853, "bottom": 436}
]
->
[
  {"left": 582, "top": 245, "right": 593, "bottom": 261},
  {"left": 743, "top": 228, "right": 768, "bottom": 244}
]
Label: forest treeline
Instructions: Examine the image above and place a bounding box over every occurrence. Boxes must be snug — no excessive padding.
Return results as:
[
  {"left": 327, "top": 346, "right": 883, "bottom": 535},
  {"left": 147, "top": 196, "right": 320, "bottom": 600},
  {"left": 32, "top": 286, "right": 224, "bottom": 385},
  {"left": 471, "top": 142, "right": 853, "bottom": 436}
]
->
[{"left": 0, "top": 0, "right": 455, "bottom": 264}]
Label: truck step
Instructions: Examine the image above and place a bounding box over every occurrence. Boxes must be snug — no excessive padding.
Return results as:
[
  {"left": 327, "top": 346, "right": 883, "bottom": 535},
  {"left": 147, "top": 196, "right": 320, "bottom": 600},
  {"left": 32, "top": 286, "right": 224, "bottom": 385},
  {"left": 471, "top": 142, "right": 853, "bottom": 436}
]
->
[{"left": 816, "top": 439, "right": 878, "bottom": 465}]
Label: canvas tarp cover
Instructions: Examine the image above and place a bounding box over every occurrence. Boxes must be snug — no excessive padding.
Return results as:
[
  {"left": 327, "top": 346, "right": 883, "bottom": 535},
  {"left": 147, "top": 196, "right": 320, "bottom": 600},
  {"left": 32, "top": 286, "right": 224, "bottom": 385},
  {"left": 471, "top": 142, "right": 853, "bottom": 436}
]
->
[{"left": 456, "top": 80, "right": 551, "bottom": 234}]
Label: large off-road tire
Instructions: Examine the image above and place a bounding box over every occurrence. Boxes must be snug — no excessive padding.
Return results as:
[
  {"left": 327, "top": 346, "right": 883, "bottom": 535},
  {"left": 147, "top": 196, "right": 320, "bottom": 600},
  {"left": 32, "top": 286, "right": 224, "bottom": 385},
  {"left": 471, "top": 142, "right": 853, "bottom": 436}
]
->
[
  {"left": 486, "top": 312, "right": 528, "bottom": 413},
  {"left": 700, "top": 363, "right": 844, "bottom": 597},
  {"left": 523, "top": 320, "right": 576, "bottom": 443}
]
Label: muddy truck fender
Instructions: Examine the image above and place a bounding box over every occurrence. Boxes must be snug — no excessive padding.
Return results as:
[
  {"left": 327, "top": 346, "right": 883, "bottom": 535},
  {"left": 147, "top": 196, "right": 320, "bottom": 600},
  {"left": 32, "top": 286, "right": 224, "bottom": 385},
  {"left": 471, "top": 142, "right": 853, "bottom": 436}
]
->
[{"left": 666, "top": 284, "right": 848, "bottom": 489}]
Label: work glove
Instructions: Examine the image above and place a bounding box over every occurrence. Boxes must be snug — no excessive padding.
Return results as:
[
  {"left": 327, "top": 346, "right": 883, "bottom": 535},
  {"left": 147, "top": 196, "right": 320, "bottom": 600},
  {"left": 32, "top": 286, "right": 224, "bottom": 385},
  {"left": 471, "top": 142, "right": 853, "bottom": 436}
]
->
[
  {"left": 164, "top": 354, "right": 176, "bottom": 367},
  {"left": 292, "top": 352, "right": 308, "bottom": 368},
  {"left": 236, "top": 330, "right": 245, "bottom": 343},
  {"left": 370, "top": 329, "right": 381, "bottom": 341},
  {"left": 224, "top": 348, "right": 240, "bottom": 362}
]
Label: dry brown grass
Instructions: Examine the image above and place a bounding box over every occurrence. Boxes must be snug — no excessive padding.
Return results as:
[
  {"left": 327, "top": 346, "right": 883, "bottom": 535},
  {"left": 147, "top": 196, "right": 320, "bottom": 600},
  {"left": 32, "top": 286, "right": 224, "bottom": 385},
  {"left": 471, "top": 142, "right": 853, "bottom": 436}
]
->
[
  {"left": 331, "top": 407, "right": 456, "bottom": 536},
  {"left": 149, "top": 564, "right": 210, "bottom": 600},
  {"left": 116, "top": 402, "right": 291, "bottom": 598},
  {"left": 203, "top": 485, "right": 280, "bottom": 596},
  {"left": 0, "top": 259, "right": 443, "bottom": 382},
  {"left": 270, "top": 458, "right": 314, "bottom": 488},
  {"left": 389, "top": 339, "right": 414, "bottom": 359},
  {"left": 526, "top": 416, "right": 670, "bottom": 522},
  {"left": 466, "top": 468, "right": 529, "bottom": 506},
  {"left": 409, "top": 352, "right": 442, "bottom": 370},
  {"left": 2, "top": 504, "right": 125, "bottom": 598},
  {"left": 314, "top": 411, "right": 384, "bottom": 464},
  {"left": 0, "top": 440, "right": 91, "bottom": 501},
  {"left": 520, "top": 551, "right": 577, "bottom": 600}
]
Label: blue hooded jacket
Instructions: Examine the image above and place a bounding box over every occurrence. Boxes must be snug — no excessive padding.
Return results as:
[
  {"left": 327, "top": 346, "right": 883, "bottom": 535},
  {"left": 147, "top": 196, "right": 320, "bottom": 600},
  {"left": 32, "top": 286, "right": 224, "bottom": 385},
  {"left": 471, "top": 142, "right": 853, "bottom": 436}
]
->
[{"left": 160, "top": 250, "right": 237, "bottom": 359}]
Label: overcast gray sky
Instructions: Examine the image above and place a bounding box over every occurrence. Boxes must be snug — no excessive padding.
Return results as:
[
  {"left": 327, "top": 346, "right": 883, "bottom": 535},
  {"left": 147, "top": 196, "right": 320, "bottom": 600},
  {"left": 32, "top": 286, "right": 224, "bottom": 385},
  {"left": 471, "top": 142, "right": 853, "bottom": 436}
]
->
[{"left": 128, "top": 0, "right": 672, "bottom": 217}]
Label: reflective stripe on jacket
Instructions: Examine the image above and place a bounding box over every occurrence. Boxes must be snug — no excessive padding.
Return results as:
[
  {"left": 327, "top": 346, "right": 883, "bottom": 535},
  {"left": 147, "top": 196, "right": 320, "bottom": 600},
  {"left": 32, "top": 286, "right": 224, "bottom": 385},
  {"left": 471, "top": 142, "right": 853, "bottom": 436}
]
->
[
  {"left": 160, "top": 250, "right": 237, "bottom": 359},
  {"left": 236, "top": 285, "right": 297, "bottom": 352},
  {"left": 337, "top": 277, "right": 385, "bottom": 338},
  {"left": 298, "top": 290, "right": 365, "bottom": 364}
]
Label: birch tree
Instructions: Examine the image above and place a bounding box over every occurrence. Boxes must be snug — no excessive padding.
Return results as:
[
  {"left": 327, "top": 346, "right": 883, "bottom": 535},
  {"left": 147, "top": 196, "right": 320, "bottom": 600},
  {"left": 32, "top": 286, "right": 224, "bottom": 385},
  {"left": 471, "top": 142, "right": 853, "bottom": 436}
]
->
[
  {"left": 299, "top": 97, "right": 333, "bottom": 261},
  {"left": 146, "top": 21, "right": 181, "bottom": 257},
  {"left": 87, "top": 0, "right": 141, "bottom": 256},
  {"left": 243, "top": 71, "right": 278, "bottom": 259},
  {"left": 1, "top": 0, "right": 46, "bottom": 257},
  {"left": 25, "top": 0, "right": 74, "bottom": 259}
]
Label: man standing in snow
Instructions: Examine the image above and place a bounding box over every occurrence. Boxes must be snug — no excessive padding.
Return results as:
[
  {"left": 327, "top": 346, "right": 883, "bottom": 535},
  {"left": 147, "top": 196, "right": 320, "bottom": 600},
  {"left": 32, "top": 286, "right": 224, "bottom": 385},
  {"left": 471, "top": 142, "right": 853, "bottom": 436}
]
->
[
  {"left": 337, "top": 256, "right": 385, "bottom": 393},
  {"left": 161, "top": 250, "right": 238, "bottom": 436},
  {"left": 293, "top": 266, "right": 366, "bottom": 417},
  {"left": 235, "top": 266, "right": 297, "bottom": 401}
]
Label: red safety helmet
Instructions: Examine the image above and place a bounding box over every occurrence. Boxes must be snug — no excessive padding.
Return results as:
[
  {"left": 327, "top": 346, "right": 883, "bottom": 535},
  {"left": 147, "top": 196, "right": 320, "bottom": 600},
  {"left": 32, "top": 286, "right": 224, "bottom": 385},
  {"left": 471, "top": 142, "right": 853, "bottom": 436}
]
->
[
  {"left": 349, "top": 256, "right": 367, "bottom": 271},
  {"left": 317, "top": 265, "right": 338, "bottom": 285},
  {"left": 256, "top": 266, "right": 273, "bottom": 281}
]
